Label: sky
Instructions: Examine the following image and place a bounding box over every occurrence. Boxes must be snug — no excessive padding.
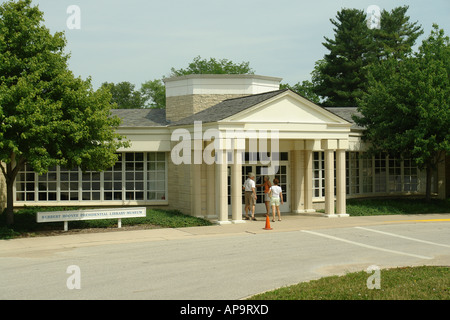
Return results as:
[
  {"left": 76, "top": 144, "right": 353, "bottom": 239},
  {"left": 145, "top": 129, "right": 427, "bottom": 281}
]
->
[{"left": 5, "top": 0, "right": 450, "bottom": 89}]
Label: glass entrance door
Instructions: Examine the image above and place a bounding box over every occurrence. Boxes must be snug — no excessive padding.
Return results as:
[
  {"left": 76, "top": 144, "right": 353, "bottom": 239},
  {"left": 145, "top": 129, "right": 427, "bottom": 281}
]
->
[{"left": 228, "top": 162, "right": 290, "bottom": 215}]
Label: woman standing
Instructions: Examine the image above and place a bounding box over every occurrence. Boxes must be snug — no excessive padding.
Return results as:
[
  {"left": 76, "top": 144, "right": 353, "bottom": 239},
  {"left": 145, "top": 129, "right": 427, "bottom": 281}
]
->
[
  {"left": 269, "top": 178, "right": 284, "bottom": 222},
  {"left": 258, "top": 176, "right": 272, "bottom": 217}
]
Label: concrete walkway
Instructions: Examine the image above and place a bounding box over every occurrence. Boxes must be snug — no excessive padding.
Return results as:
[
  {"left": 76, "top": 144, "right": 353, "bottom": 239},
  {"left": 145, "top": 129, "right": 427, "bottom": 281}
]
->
[{"left": 1, "top": 213, "right": 449, "bottom": 257}]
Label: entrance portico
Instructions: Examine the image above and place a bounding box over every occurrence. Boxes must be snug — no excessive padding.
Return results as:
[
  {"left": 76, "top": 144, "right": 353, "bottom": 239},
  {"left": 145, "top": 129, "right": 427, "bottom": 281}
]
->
[{"left": 177, "top": 89, "right": 352, "bottom": 223}]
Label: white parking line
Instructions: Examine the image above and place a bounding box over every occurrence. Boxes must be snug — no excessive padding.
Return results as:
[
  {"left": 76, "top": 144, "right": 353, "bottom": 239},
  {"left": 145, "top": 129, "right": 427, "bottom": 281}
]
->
[
  {"left": 355, "top": 226, "right": 450, "bottom": 248},
  {"left": 301, "top": 230, "right": 433, "bottom": 260}
]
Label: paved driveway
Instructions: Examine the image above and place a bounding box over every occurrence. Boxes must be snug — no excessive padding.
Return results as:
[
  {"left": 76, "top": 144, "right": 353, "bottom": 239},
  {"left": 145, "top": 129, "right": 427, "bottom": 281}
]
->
[{"left": 0, "top": 215, "right": 449, "bottom": 300}]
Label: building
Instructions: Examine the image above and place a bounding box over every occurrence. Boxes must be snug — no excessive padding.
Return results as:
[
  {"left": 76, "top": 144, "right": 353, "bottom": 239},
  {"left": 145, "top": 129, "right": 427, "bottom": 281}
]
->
[{"left": 3, "top": 74, "right": 449, "bottom": 222}]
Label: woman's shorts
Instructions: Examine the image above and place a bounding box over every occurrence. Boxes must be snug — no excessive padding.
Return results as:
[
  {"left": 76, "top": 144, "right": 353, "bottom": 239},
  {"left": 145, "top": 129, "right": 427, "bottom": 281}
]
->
[
  {"left": 264, "top": 193, "right": 270, "bottom": 202},
  {"left": 270, "top": 197, "right": 280, "bottom": 206}
]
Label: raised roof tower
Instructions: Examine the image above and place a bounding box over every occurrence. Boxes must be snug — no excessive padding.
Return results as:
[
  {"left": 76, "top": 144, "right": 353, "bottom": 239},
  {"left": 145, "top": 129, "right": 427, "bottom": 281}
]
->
[{"left": 163, "top": 74, "right": 282, "bottom": 122}]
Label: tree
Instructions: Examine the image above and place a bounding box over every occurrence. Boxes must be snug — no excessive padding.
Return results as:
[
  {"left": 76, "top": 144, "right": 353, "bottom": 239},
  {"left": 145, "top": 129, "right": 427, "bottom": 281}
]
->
[
  {"left": 139, "top": 56, "right": 255, "bottom": 109},
  {"left": 169, "top": 55, "right": 255, "bottom": 77},
  {"left": 312, "top": 8, "right": 376, "bottom": 107},
  {"left": 0, "top": 0, "right": 128, "bottom": 225},
  {"left": 312, "top": 6, "right": 423, "bottom": 107},
  {"left": 101, "top": 81, "right": 143, "bottom": 109},
  {"left": 140, "top": 79, "right": 166, "bottom": 109},
  {"left": 354, "top": 25, "right": 450, "bottom": 201},
  {"left": 373, "top": 6, "right": 423, "bottom": 60},
  {"left": 280, "top": 80, "right": 320, "bottom": 104}
]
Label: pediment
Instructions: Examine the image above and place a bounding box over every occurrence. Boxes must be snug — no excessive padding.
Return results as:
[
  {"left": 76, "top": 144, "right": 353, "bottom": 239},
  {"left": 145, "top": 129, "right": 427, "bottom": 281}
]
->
[{"left": 224, "top": 90, "right": 348, "bottom": 125}]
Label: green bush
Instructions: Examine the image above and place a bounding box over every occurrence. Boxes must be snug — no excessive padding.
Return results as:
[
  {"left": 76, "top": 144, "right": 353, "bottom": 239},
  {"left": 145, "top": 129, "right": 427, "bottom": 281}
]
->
[{"left": 346, "top": 197, "right": 450, "bottom": 216}]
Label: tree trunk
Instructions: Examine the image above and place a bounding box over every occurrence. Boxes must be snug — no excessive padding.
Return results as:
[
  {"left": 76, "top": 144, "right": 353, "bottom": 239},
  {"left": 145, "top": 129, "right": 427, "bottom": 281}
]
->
[
  {"left": 425, "top": 165, "right": 432, "bottom": 202},
  {"left": 5, "top": 179, "right": 14, "bottom": 226},
  {"left": 2, "top": 153, "right": 25, "bottom": 226}
]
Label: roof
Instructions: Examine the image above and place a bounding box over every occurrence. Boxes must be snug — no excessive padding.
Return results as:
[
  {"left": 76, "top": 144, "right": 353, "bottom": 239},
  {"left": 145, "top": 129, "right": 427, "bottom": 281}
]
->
[
  {"left": 324, "top": 107, "right": 364, "bottom": 130},
  {"left": 111, "top": 108, "right": 168, "bottom": 127},
  {"left": 110, "top": 91, "right": 363, "bottom": 130},
  {"left": 170, "top": 89, "right": 289, "bottom": 126}
]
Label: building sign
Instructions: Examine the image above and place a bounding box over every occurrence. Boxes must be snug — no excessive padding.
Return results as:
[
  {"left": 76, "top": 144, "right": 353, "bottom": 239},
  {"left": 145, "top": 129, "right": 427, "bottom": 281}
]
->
[{"left": 37, "top": 207, "right": 146, "bottom": 223}]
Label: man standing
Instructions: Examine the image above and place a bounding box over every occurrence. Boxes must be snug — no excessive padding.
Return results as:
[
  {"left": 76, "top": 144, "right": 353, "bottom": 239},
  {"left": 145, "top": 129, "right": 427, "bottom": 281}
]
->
[{"left": 243, "top": 172, "right": 257, "bottom": 220}]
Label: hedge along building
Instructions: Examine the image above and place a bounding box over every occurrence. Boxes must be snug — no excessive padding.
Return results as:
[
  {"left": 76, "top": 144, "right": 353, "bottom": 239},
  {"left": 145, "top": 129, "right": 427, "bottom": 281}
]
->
[{"left": 2, "top": 74, "right": 448, "bottom": 223}]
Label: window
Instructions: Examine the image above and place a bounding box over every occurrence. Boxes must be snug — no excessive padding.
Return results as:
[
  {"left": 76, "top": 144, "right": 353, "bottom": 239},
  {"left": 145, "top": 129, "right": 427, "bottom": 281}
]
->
[
  {"left": 147, "top": 152, "right": 166, "bottom": 200},
  {"left": 374, "top": 153, "right": 387, "bottom": 192},
  {"left": 313, "top": 152, "right": 325, "bottom": 198},
  {"left": 274, "top": 165, "right": 288, "bottom": 202},
  {"left": 104, "top": 154, "right": 123, "bottom": 201},
  {"left": 125, "top": 153, "right": 144, "bottom": 200},
  {"left": 403, "top": 159, "right": 418, "bottom": 192},
  {"left": 82, "top": 171, "right": 101, "bottom": 201},
  {"left": 15, "top": 163, "right": 36, "bottom": 201},
  {"left": 38, "top": 166, "right": 58, "bottom": 201},
  {"left": 348, "top": 153, "right": 420, "bottom": 195},
  {"left": 15, "top": 152, "right": 167, "bottom": 203},
  {"left": 346, "top": 152, "right": 360, "bottom": 195},
  {"left": 313, "top": 152, "right": 335, "bottom": 198},
  {"left": 388, "top": 157, "right": 402, "bottom": 192},
  {"left": 361, "top": 155, "right": 373, "bottom": 193},
  {"left": 60, "top": 167, "right": 79, "bottom": 201}
]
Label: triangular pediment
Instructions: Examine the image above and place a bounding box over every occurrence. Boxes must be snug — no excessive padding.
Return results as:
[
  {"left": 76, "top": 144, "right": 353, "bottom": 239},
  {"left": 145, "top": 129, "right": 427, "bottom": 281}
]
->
[{"left": 223, "top": 90, "right": 348, "bottom": 124}]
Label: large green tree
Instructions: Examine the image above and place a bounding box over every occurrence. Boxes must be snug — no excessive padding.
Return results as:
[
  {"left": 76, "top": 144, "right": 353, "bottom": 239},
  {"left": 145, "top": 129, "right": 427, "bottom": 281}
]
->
[
  {"left": 101, "top": 81, "right": 143, "bottom": 109},
  {"left": 140, "top": 79, "right": 166, "bottom": 109},
  {"left": 373, "top": 6, "right": 423, "bottom": 60},
  {"left": 354, "top": 25, "right": 450, "bottom": 201},
  {"left": 0, "top": 0, "right": 128, "bottom": 225},
  {"left": 312, "top": 8, "right": 377, "bottom": 107},
  {"left": 312, "top": 6, "right": 422, "bottom": 107}
]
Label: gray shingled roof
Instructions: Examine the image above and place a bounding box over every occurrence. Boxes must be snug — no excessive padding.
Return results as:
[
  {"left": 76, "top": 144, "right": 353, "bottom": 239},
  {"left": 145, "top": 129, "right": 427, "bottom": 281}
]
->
[
  {"left": 111, "top": 108, "right": 168, "bottom": 127},
  {"left": 110, "top": 92, "right": 364, "bottom": 131},
  {"left": 324, "top": 107, "right": 364, "bottom": 129},
  {"left": 170, "top": 89, "right": 289, "bottom": 126}
]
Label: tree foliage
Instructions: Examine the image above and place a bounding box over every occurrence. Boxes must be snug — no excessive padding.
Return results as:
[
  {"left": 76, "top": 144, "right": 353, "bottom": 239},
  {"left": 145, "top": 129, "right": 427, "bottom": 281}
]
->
[
  {"left": 354, "top": 25, "right": 450, "bottom": 200},
  {"left": 169, "top": 55, "right": 255, "bottom": 77},
  {"left": 0, "top": 0, "right": 128, "bottom": 224},
  {"left": 101, "top": 81, "right": 143, "bottom": 109},
  {"left": 280, "top": 80, "right": 320, "bottom": 104},
  {"left": 372, "top": 6, "right": 423, "bottom": 60},
  {"left": 312, "top": 6, "right": 423, "bottom": 107},
  {"left": 107, "top": 56, "right": 256, "bottom": 109},
  {"left": 140, "top": 79, "right": 166, "bottom": 109}
]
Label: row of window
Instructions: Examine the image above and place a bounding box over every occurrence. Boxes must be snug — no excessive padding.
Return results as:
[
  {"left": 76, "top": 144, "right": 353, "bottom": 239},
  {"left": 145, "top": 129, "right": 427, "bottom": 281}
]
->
[
  {"left": 15, "top": 151, "right": 426, "bottom": 204},
  {"left": 15, "top": 152, "right": 167, "bottom": 202},
  {"left": 312, "top": 152, "right": 420, "bottom": 198}
]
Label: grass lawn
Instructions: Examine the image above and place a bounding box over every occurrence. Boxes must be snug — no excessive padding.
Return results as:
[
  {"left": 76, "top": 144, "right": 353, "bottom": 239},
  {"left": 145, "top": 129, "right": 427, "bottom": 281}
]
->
[
  {"left": 248, "top": 266, "right": 450, "bottom": 300},
  {"left": 0, "top": 206, "right": 212, "bottom": 239},
  {"left": 346, "top": 197, "right": 450, "bottom": 216}
]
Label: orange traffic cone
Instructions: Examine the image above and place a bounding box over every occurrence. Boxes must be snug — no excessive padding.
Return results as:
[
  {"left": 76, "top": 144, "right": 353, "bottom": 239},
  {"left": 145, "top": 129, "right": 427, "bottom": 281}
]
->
[{"left": 263, "top": 214, "right": 273, "bottom": 230}]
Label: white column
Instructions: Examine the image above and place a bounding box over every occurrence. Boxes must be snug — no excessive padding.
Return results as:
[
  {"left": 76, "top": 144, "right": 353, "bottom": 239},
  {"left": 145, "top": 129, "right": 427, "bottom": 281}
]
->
[
  {"left": 231, "top": 147, "right": 244, "bottom": 223},
  {"left": 335, "top": 148, "right": 348, "bottom": 217},
  {"left": 304, "top": 149, "right": 314, "bottom": 212},
  {"left": 216, "top": 149, "right": 230, "bottom": 225},
  {"left": 191, "top": 163, "right": 202, "bottom": 217},
  {"left": 304, "top": 140, "right": 319, "bottom": 213},
  {"left": 322, "top": 140, "right": 336, "bottom": 217},
  {"left": 324, "top": 149, "right": 335, "bottom": 216},
  {"left": 292, "top": 150, "right": 303, "bottom": 213},
  {"left": 206, "top": 162, "right": 215, "bottom": 219}
]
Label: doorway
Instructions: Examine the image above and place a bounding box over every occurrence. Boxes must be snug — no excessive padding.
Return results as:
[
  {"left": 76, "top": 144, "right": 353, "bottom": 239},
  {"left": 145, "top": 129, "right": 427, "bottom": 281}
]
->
[{"left": 228, "top": 158, "right": 290, "bottom": 215}]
